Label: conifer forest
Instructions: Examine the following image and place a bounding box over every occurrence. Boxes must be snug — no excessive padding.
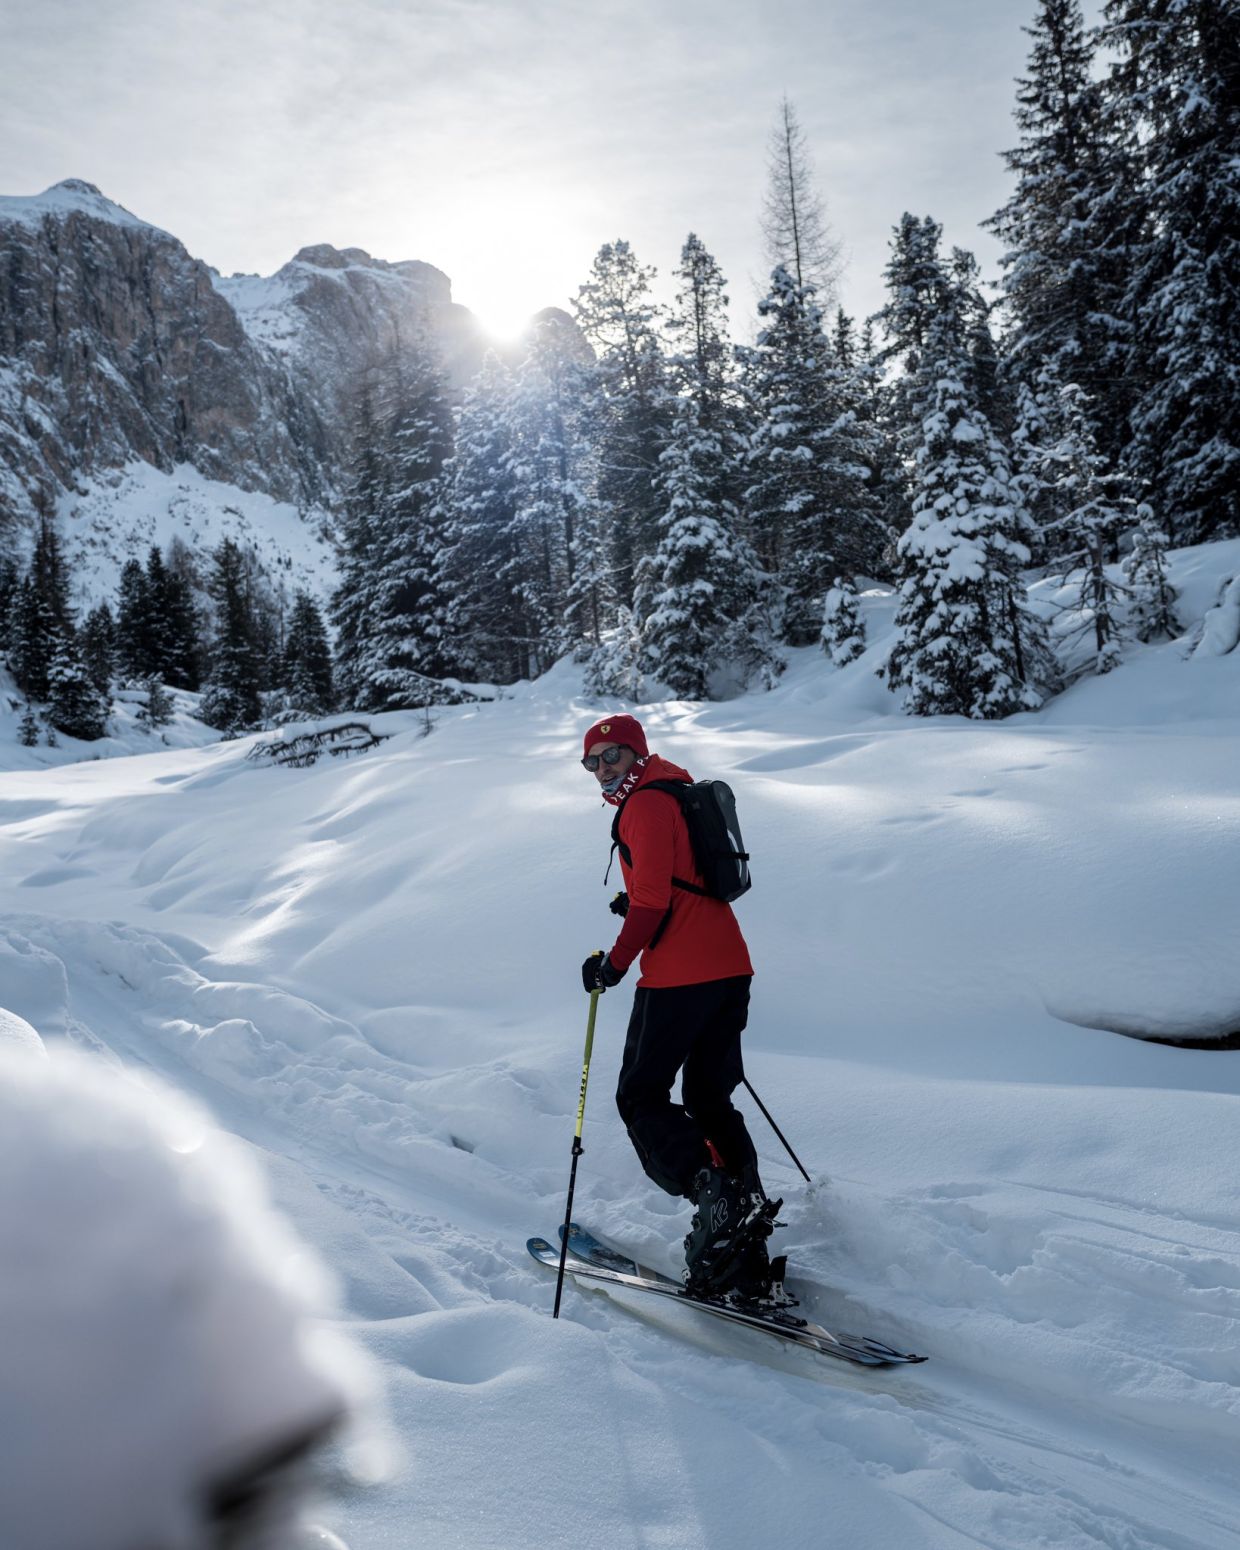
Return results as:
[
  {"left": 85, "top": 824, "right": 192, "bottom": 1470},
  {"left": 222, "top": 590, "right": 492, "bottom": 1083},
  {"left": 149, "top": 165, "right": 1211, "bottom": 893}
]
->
[{"left": 5, "top": 0, "right": 1238, "bottom": 737}]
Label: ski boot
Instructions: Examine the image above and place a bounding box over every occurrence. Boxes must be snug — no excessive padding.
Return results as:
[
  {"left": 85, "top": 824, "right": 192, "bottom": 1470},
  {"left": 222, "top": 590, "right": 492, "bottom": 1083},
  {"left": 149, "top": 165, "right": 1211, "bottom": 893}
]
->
[
  {"left": 683, "top": 1165, "right": 785, "bottom": 1301},
  {"left": 683, "top": 1165, "right": 744, "bottom": 1293}
]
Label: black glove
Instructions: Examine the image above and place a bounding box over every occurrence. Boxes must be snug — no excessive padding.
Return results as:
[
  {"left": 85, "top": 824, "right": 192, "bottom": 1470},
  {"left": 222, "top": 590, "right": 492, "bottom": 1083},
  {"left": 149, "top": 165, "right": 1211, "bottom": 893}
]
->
[
  {"left": 581, "top": 950, "right": 625, "bottom": 994},
  {"left": 609, "top": 891, "right": 630, "bottom": 918}
]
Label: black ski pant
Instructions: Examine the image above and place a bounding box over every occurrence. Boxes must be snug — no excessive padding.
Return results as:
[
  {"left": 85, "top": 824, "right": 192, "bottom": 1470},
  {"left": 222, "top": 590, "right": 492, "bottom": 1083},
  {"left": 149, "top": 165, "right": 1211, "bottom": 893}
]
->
[{"left": 615, "top": 974, "right": 759, "bottom": 1199}]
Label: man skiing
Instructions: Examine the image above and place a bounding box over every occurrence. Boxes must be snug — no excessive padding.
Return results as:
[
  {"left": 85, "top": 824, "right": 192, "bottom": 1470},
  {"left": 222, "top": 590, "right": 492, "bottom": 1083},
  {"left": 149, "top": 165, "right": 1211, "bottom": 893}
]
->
[{"left": 579, "top": 713, "right": 782, "bottom": 1305}]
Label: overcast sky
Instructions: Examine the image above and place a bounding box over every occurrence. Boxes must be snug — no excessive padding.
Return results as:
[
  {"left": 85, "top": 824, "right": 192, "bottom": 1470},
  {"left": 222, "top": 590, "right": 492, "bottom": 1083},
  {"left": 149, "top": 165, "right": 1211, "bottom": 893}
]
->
[{"left": 0, "top": 0, "right": 1100, "bottom": 339}]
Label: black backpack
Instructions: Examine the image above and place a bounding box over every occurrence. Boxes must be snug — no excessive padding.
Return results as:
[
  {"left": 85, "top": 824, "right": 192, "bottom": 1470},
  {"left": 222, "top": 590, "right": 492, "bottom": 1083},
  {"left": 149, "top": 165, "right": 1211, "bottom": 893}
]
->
[{"left": 610, "top": 778, "right": 752, "bottom": 905}]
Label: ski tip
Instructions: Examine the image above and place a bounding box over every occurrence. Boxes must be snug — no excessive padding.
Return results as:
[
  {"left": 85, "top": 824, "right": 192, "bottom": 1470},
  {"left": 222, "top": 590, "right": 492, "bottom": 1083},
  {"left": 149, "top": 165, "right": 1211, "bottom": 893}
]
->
[{"left": 527, "top": 1236, "right": 555, "bottom": 1256}]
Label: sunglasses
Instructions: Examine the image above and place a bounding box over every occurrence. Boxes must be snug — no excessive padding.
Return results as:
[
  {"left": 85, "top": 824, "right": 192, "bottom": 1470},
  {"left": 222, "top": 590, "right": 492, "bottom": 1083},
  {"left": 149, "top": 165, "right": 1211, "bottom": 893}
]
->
[{"left": 581, "top": 745, "right": 630, "bottom": 772}]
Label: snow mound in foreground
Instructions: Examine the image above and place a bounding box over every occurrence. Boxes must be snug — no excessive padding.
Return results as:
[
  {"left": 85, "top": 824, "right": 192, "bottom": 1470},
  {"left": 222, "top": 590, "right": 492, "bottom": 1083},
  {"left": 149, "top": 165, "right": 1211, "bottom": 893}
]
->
[{"left": 0, "top": 1047, "right": 369, "bottom": 1550}]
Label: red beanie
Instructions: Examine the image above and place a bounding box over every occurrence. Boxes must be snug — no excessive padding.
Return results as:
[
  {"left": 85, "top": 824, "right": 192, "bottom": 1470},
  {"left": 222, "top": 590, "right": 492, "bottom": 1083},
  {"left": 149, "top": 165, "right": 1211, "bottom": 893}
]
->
[{"left": 582, "top": 714, "right": 648, "bottom": 760}]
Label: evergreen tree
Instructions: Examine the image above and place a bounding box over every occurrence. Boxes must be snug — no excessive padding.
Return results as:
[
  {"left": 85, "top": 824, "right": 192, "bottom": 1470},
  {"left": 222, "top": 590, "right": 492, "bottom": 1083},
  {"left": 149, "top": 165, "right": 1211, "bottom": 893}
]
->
[
  {"left": 355, "top": 337, "right": 457, "bottom": 708},
  {"left": 162, "top": 540, "right": 202, "bottom": 691},
  {"left": 512, "top": 314, "right": 606, "bottom": 661},
  {"left": 882, "top": 234, "right": 1056, "bottom": 717},
  {"left": 857, "top": 317, "right": 912, "bottom": 561},
  {"left": 986, "top": 0, "right": 1141, "bottom": 460},
  {"left": 282, "top": 591, "right": 335, "bottom": 716},
  {"left": 47, "top": 636, "right": 109, "bottom": 741},
  {"left": 115, "top": 557, "right": 155, "bottom": 682},
  {"left": 760, "top": 96, "right": 843, "bottom": 302},
  {"left": 9, "top": 516, "right": 74, "bottom": 700},
  {"left": 822, "top": 577, "right": 866, "bottom": 666},
  {"left": 1123, "top": 510, "right": 1181, "bottom": 642},
  {"left": 1032, "top": 377, "right": 1138, "bottom": 674},
  {"left": 441, "top": 355, "right": 534, "bottom": 682},
  {"left": 17, "top": 704, "right": 39, "bottom": 748},
  {"left": 583, "top": 604, "right": 645, "bottom": 701},
  {"left": 744, "top": 266, "right": 880, "bottom": 642},
  {"left": 29, "top": 514, "right": 73, "bottom": 636},
  {"left": 573, "top": 241, "right": 670, "bottom": 605},
  {"left": 79, "top": 602, "right": 116, "bottom": 695},
  {"left": 950, "top": 248, "right": 1012, "bottom": 439},
  {"left": 9, "top": 576, "right": 58, "bottom": 701},
  {"left": 136, "top": 676, "right": 175, "bottom": 730},
  {"left": 252, "top": 600, "right": 284, "bottom": 693},
  {"left": 200, "top": 536, "right": 261, "bottom": 733},
  {"left": 331, "top": 381, "right": 385, "bottom": 709},
  {"left": 1102, "top": 0, "right": 1240, "bottom": 541},
  {"left": 640, "top": 395, "right": 772, "bottom": 699},
  {"left": 0, "top": 557, "right": 18, "bottom": 650}
]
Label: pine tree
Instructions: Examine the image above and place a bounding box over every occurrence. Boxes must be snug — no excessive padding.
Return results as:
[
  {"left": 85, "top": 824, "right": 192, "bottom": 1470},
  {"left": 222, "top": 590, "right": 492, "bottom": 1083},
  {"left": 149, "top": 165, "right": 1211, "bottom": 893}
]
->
[
  {"left": 760, "top": 96, "right": 843, "bottom": 302},
  {"left": 9, "top": 576, "right": 58, "bottom": 701},
  {"left": 573, "top": 241, "right": 670, "bottom": 605},
  {"left": 583, "top": 604, "right": 645, "bottom": 701},
  {"left": 1032, "top": 377, "right": 1138, "bottom": 674},
  {"left": 79, "top": 602, "right": 116, "bottom": 695},
  {"left": 986, "top": 0, "right": 1141, "bottom": 461},
  {"left": 882, "top": 233, "right": 1056, "bottom": 717},
  {"left": 354, "top": 336, "right": 457, "bottom": 709},
  {"left": 511, "top": 314, "right": 606, "bottom": 662},
  {"left": 136, "top": 676, "right": 175, "bottom": 730},
  {"left": 9, "top": 516, "right": 74, "bottom": 701},
  {"left": 744, "top": 266, "right": 878, "bottom": 643},
  {"left": 0, "top": 557, "right": 18, "bottom": 650},
  {"left": 29, "top": 514, "right": 73, "bottom": 635},
  {"left": 162, "top": 540, "right": 202, "bottom": 691},
  {"left": 857, "top": 317, "right": 911, "bottom": 562},
  {"left": 47, "top": 637, "right": 109, "bottom": 741},
  {"left": 659, "top": 235, "right": 779, "bottom": 684},
  {"left": 115, "top": 557, "right": 155, "bottom": 682},
  {"left": 331, "top": 381, "right": 384, "bottom": 709},
  {"left": 200, "top": 536, "right": 261, "bottom": 733},
  {"left": 17, "top": 705, "right": 39, "bottom": 747},
  {"left": 282, "top": 591, "right": 335, "bottom": 716},
  {"left": 822, "top": 577, "right": 866, "bottom": 666},
  {"left": 440, "top": 355, "right": 532, "bottom": 682},
  {"left": 641, "top": 395, "right": 772, "bottom": 699},
  {"left": 1123, "top": 510, "right": 1181, "bottom": 642},
  {"left": 1102, "top": 0, "right": 1240, "bottom": 541}
]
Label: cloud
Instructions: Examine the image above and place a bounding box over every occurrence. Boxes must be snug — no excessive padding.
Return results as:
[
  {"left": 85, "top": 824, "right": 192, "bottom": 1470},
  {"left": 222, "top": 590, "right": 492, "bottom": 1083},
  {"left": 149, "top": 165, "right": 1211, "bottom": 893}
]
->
[{"left": 0, "top": 0, "right": 1103, "bottom": 332}]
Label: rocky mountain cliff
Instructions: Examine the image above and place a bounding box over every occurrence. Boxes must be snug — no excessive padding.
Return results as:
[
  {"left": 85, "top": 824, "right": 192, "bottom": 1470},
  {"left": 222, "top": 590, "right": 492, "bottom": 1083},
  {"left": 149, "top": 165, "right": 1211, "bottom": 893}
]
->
[{"left": 0, "top": 180, "right": 490, "bottom": 598}]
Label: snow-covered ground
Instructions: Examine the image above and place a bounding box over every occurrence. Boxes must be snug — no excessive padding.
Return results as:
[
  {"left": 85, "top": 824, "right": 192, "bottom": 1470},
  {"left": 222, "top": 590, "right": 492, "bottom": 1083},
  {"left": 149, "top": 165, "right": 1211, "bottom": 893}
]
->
[
  {"left": 3, "top": 545, "right": 1240, "bottom": 1548},
  {"left": 53, "top": 459, "right": 337, "bottom": 610}
]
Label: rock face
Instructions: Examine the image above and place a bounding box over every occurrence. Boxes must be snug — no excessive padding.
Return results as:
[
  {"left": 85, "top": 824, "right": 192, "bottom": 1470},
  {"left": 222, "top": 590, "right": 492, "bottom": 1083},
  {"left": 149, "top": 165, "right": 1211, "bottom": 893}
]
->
[{"left": 0, "top": 180, "right": 487, "bottom": 540}]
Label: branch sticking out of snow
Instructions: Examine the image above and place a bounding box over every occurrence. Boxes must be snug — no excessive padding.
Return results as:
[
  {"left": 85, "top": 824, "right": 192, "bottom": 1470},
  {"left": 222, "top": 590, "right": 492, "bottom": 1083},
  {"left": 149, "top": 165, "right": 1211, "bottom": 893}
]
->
[{"left": 247, "top": 721, "right": 390, "bottom": 768}]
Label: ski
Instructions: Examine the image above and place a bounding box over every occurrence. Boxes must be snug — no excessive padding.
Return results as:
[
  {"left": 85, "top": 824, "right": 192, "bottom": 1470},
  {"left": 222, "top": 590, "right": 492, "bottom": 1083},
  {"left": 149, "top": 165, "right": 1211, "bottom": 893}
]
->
[{"left": 529, "top": 1224, "right": 925, "bottom": 1368}]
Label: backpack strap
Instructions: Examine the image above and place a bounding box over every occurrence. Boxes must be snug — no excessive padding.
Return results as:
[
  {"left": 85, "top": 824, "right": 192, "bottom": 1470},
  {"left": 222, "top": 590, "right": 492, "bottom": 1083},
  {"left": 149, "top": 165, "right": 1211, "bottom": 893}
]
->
[{"left": 606, "top": 785, "right": 709, "bottom": 946}]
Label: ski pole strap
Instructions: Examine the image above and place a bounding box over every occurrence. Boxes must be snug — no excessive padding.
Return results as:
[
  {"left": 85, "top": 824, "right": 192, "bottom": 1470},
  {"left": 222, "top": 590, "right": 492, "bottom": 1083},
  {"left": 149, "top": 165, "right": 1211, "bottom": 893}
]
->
[{"left": 576, "top": 989, "right": 600, "bottom": 1140}]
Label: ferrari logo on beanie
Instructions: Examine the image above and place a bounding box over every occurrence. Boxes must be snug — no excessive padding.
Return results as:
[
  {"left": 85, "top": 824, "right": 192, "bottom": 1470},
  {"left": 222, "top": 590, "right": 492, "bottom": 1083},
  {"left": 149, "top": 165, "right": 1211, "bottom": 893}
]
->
[{"left": 581, "top": 714, "right": 649, "bottom": 760}]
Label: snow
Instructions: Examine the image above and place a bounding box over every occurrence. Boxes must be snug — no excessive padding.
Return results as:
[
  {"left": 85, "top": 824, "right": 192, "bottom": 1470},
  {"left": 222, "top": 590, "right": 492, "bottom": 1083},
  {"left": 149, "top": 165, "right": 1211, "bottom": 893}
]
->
[
  {"left": 54, "top": 458, "right": 337, "bottom": 610},
  {"left": 0, "top": 1045, "right": 368, "bottom": 1550},
  {"left": 1193, "top": 573, "right": 1240, "bottom": 658},
  {"left": 0, "top": 179, "right": 157, "bottom": 234},
  {"left": 0, "top": 1005, "right": 43, "bottom": 1054},
  {"left": 1, "top": 541, "right": 1239, "bottom": 1547},
  {"left": 213, "top": 248, "right": 452, "bottom": 359}
]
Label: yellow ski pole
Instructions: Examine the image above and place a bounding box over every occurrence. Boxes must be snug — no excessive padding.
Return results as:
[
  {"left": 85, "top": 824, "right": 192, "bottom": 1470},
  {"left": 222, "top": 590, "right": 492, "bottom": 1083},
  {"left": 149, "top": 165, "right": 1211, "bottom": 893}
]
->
[{"left": 553, "top": 985, "right": 601, "bottom": 1318}]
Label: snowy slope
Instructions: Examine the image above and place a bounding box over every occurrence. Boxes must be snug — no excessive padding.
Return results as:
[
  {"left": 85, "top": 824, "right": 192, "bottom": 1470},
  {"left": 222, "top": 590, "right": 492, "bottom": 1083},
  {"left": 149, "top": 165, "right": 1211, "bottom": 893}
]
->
[
  {"left": 2, "top": 549, "right": 1240, "bottom": 1548},
  {"left": 54, "top": 459, "right": 337, "bottom": 610}
]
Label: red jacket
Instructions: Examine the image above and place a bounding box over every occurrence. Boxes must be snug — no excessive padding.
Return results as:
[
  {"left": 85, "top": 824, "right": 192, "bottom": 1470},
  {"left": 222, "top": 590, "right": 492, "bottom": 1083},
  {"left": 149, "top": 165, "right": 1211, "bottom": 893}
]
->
[{"left": 605, "top": 755, "right": 753, "bottom": 989}]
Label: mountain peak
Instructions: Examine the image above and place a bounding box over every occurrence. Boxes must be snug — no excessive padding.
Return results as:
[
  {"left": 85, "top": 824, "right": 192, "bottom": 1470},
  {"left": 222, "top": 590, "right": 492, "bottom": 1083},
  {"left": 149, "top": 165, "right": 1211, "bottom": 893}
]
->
[{"left": 0, "top": 179, "right": 153, "bottom": 232}]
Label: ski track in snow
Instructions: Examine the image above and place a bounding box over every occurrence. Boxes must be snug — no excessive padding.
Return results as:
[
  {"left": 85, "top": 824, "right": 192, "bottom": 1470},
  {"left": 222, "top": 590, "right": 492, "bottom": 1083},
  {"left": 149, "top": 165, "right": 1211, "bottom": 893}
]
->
[{"left": 3, "top": 580, "right": 1240, "bottom": 1547}]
